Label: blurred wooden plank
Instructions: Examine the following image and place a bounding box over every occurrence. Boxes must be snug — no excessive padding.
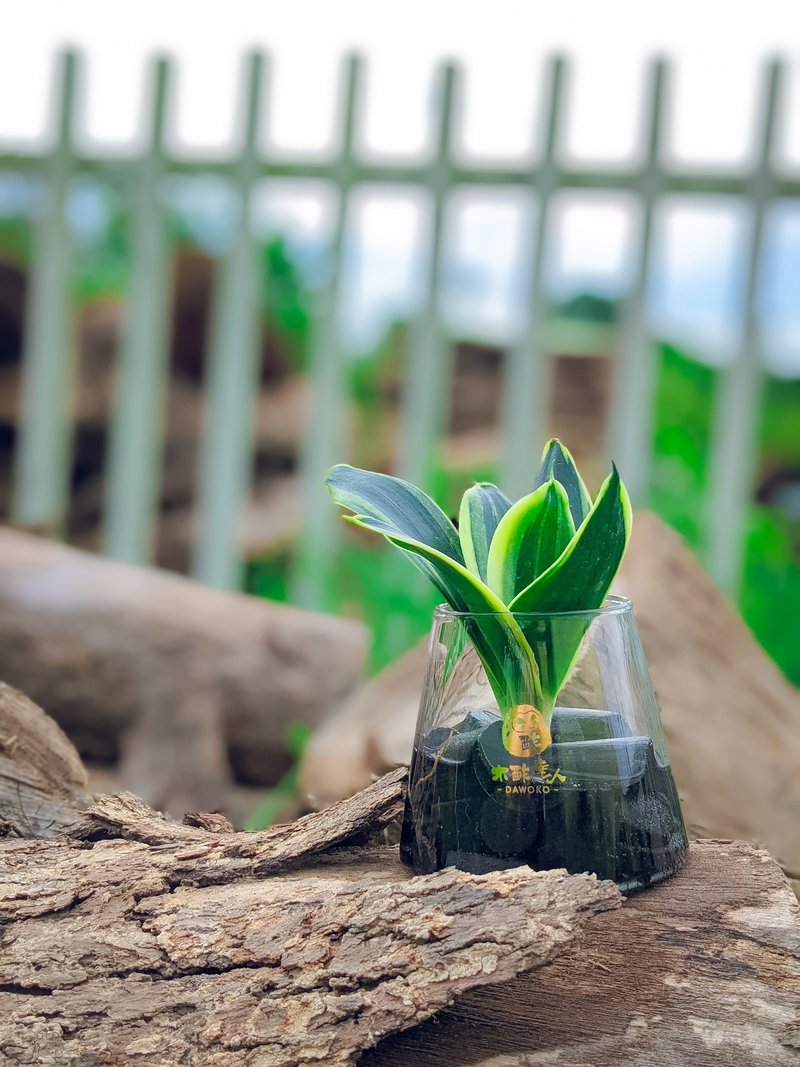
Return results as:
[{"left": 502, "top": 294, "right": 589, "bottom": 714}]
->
[{"left": 366, "top": 839, "right": 800, "bottom": 1067}]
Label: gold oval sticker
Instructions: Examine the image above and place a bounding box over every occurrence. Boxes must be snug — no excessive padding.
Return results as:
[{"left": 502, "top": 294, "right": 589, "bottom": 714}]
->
[{"left": 503, "top": 704, "right": 552, "bottom": 758}]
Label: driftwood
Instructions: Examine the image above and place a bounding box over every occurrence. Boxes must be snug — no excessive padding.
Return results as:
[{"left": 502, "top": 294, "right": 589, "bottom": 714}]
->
[
  {"left": 0, "top": 699, "right": 621, "bottom": 1067},
  {"left": 0, "top": 683, "right": 91, "bottom": 838},
  {"left": 367, "top": 838, "right": 800, "bottom": 1067},
  {"left": 299, "top": 512, "right": 800, "bottom": 886},
  {"left": 0, "top": 527, "right": 367, "bottom": 814},
  {"left": 2, "top": 689, "right": 800, "bottom": 1065}
]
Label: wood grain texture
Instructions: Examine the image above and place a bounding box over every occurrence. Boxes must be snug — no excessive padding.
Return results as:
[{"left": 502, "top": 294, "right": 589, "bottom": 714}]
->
[
  {"left": 2, "top": 681, "right": 798, "bottom": 1066},
  {"left": 0, "top": 682, "right": 90, "bottom": 838},
  {"left": 0, "top": 771, "right": 620, "bottom": 1067},
  {"left": 366, "top": 840, "right": 800, "bottom": 1067}
]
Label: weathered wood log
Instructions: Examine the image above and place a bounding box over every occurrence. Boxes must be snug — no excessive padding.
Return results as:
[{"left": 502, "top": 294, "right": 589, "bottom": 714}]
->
[
  {"left": 300, "top": 512, "right": 800, "bottom": 887},
  {"left": 366, "top": 839, "right": 800, "bottom": 1067},
  {"left": 3, "top": 688, "right": 799, "bottom": 1066},
  {"left": 0, "top": 527, "right": 367, "bottom": 813},
  {"left": 0, "top": 721, "right": 620, "bottom": 1067},
  {"left": 2, "top": 807, "right": 797, "bottom": 1066},
  {"left": 0, "top": 683, "right": 91, "bottom": 838}
]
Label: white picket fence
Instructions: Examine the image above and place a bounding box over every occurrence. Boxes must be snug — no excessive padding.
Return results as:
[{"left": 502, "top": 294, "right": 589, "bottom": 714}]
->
[{"left": 1, "top": 51, "right": 796, "bottom": 604}]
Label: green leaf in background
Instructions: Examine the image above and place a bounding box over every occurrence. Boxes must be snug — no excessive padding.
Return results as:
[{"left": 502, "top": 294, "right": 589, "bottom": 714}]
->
[
  {"left": 343, "top": 513, "right": 541, "bottom": 711},
  {"left": 459, "top": 482, "right": 512, "bottom": 582},
  {"left": 486, "top": 479, "right": 575, "bottom": 603},
  {"left": 326, "top": 465, "right": 463, "bottom": 565},
  {"left": 510, "top": 465, "right": 632, "bottom": 708},
  {"left": 535, "top": 439, "right": 592, "bottom": 527},
  {"left": 245, "top": 722, "right": 312, "bottom": 831}
]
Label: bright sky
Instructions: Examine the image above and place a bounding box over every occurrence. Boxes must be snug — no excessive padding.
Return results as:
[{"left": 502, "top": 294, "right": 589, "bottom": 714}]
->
[
  {"left": 2, "top": 0, "right": 799, "bottom": 370},
  {"left": 3, "top": 0, "right": 798, "bottom": 161}
]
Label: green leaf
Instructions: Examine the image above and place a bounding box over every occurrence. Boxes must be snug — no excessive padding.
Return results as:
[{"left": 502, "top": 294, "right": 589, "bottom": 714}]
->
[
  {"left": 326, "top": 465, "right": 463, "bottom": 564},
  {"left": 486, "top": 479, "right": 575, "bottom": 603},
  {"left": 511, "top": 465, "right": 632, "bottom": 615},
  {"left": 535, "top": 438, "right": 592, "bottom": 527},
  {"left": 344, "top": 513, "right": 541, "bottom": 712},
  {"left": 458, "top": 483, "right": 512, "bottom": 582},
  {"left": 510, "top": 465, "right": 632, "bottom": 708}
]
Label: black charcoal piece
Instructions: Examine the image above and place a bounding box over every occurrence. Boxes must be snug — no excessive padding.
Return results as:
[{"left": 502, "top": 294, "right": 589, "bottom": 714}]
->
[
  {"left": 444, "top": 851, "right": 527, "bottom": 875},
  {"left": 550, "top": 706, "right": 630, "bottom": 743},
  {"left": 479, "top": 792, "right": 540, "bottom": 855},
  {"left": 472, "top": 718, "right": 540, "bottom": 787},
  {"left": 454, "top": 707, "right": 500, "bottom": 735},
  {"left": 547, "top": 737, "right": 650, "bottom": 792}
]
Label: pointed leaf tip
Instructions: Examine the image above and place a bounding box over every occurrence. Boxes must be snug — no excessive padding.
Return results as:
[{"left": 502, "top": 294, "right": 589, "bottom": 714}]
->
[
  {"left": 535, "top": 440, "right": 592, "bottom": 527},
  {"left": 487, "top": 479, "right": 575, "bottom": 603}
]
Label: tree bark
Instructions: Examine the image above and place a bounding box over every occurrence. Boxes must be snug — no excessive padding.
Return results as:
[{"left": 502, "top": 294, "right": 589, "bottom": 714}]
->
[
  {"left": 366, "top": 839, "right": 800, "bottom": 1067},
  {"left": 2, "top": 687, "right": 799, "bottom": 1066},
  {"left": 0, "top": 763, "right": 620, "bottom": 1066}
]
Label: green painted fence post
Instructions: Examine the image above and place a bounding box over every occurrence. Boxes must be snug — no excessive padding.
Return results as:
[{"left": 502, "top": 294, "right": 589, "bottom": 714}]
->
[
  {"left": 609, "top": 59, "right": 667, "bottom": 505},
  {"left": 12, "top": 51, "right": 78, "bottom": 531},
  {"left": 192, "top": 52, "right": 265, "bottom": 590},
  {"left": 397, "top": 62, "right": 457, "bottom": 493},
  {"left": 103, "top": 56, "right": 172, "bottom": 563},
  {"left": 500, "top": 56, "right": 565, "bottom": 501},
  {"left": 290, "top": 55, "right": 361, "bottom": 611}
]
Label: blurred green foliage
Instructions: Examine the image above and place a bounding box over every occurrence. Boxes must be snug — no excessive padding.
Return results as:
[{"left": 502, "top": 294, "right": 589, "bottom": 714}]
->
[
  {"left": 0, "top": 216, "right": 30, "bottom": 264},
  {"left": 651, "top": 342, "right": 800, "bottom": 685},
  {"left": 741, "top": 508, "right": 800, "bottom": 684},
  {"left": 650, "top": 343, "right": 714, "bottom": 549}
]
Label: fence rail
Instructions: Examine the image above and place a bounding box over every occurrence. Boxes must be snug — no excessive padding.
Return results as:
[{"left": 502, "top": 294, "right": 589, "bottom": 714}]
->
[{"left": 1, "top": 50, "right": 796, "bottom": 604}]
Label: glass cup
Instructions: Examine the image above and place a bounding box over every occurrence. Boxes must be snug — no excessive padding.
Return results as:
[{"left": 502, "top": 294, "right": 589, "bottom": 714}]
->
[{"left": 400, "top": 596, "right": 688, "bottom": 892}]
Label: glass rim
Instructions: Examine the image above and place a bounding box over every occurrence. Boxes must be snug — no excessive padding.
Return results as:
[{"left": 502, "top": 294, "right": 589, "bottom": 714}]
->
[{"left": 434, "top": 594, "right": 632, "bottom": 622}]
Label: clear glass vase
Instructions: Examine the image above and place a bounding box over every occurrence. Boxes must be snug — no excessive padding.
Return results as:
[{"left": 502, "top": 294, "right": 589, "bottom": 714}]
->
[{"left": 400, "top": 596, "right": 688, "bottom": 892}]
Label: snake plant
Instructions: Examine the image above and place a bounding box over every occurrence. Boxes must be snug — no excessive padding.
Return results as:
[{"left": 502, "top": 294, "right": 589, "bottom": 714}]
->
[{"left": 327, "top": 440, "right": 632, "bottom": 742}]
